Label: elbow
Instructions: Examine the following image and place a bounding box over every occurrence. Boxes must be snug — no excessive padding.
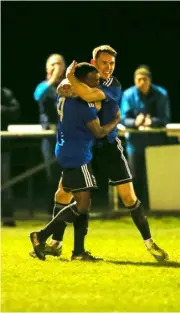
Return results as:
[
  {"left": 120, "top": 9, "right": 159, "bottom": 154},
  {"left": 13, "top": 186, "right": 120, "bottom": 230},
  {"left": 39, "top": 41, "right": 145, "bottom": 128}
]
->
[
  {"left": 94, "top": 131, "right": 105, "bottom": 139},
  {"left": 95, "top": 134, "right": 103, "bottom": 139}
]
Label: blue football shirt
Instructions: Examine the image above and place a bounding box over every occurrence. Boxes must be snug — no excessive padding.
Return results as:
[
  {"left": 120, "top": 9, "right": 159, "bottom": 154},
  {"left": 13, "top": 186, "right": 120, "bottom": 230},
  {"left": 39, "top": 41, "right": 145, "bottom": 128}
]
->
[{"left": 55, "top": 96, "right": 98, "bottom": 168}]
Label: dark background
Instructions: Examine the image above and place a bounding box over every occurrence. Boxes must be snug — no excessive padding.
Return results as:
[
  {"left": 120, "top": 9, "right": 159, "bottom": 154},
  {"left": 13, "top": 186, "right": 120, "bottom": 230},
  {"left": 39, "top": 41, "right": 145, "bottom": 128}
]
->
[
  {"left": 1, "top": 1, "right": 180, "bottom": 212},
  {"left": 2, "top": 1, "right": 180, "bottom": 123}
]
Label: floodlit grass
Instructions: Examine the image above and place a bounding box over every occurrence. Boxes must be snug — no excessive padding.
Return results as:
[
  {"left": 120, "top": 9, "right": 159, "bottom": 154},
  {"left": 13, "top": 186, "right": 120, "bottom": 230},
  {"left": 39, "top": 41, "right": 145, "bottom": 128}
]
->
[{"left": 1, "top": 217, "right": 180, "bottom": 312}]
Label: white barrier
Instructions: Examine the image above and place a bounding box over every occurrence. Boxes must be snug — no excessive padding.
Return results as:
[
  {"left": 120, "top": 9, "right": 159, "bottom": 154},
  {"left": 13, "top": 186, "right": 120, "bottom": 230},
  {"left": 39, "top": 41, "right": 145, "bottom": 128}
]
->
[
  {"left": 1, "top": 124, "right": 180, "bottom": 211},
  {"left": 1, "top": 123, "right": 180, "bottom": 138}
]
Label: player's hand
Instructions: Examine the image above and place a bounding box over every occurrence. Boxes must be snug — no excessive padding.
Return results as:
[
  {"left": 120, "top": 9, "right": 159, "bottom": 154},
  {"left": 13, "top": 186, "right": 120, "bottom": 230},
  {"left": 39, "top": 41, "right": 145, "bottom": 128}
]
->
[
  {"left": 66, "top": 60, "right": 78, "bottom": 79},
  {"left": 56, "top": 79, "right": 73, "bottom": 97},
  {"left": 143, "top": 114, "right": 152, "bottom": 126},
  {"left": 94, "top": 101, "right": 102, "bottom": 112},
  {"left": 135, "top": 113, "right": 145, "bottom": 127}
]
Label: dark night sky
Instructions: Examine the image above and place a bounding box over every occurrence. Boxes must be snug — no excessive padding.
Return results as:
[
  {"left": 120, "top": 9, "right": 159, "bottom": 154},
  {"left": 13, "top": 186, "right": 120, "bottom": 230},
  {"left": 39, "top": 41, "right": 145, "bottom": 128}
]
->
[{"left": 2, "top": 1, "right": 180, "bottom": 123}]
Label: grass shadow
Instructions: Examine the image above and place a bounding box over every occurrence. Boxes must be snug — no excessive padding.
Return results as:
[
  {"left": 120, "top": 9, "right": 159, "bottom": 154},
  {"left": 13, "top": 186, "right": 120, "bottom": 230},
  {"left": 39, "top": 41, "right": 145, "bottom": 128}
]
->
[{"left": 106, "top": 260, "right": 180, "bottom": 268}]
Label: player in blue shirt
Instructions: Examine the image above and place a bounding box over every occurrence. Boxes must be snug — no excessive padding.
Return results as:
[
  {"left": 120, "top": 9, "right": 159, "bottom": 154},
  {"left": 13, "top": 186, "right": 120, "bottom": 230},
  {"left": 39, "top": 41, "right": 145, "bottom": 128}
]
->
[
  {"left": 30, "top": 62, "right": 120, "bottom": 260},
  {"left": 51, "top": 46, "right": 168, "bottom": 262},
  {"left": 30, "top": 46, "right": 168, "bottom": 262}
]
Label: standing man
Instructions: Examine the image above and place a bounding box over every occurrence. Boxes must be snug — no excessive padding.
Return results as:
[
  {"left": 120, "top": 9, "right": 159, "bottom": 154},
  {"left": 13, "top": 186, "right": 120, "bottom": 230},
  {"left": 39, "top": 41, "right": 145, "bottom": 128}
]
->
[
  {"left": 1, "top": 87, "right": 20, "bottom": 226},
  {"left": 33, "top": 54, "right": 66, "bottom": 213},
  {"left": 30, "top": 62, "right": 120, "bottom": 261},
  {"left": 120, "top": 65, "right": 171, "bottom": 208}
]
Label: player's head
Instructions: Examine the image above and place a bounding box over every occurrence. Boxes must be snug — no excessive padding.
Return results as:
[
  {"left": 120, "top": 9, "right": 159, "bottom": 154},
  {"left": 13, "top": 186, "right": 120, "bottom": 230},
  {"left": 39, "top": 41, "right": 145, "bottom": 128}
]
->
[
  {"left": 91, "top": 45, "right": 117, "bottom": 80},
  {"left": 74, "top": 62, "right": 100, "bottom": 87},
  {"left": 134, "top": 65, "right": 152, "bottom": 94},
  {"left": 46, "top": 54, "right": 66, "bottom": 79}
]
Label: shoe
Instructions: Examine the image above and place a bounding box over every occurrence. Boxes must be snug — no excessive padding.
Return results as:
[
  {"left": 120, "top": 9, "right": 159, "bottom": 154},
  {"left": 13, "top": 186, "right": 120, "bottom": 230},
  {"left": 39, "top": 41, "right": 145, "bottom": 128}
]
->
[
  {"left": 29, "top": 243, "right": 62, "bottom": 258},
  {"left": 29, "top": 232, "right": 45, "bottom": 261},
  {"left": 147, "top": 242, "right": 169, "bottom": 262},
  {"left": 71, "top": 251, "right": 103, "bottom": 262}
]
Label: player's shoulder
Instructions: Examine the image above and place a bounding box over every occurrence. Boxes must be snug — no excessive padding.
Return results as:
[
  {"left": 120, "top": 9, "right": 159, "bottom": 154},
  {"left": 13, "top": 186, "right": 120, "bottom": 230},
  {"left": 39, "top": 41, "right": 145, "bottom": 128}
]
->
[
  {"left": 101, "top": 76, "right": 122, "bottom": 88},
  {"left": 86, "top": 102, "right": 96, "bottom": 108},
  {"left": 152, "top": 84, "right": 168, "bottom": 96},
  {"left": 74, "top": 97, "right": 96, "bottom": 108},
  {"left": 112, "top": 76, "right": 122, "bottom": 88}
]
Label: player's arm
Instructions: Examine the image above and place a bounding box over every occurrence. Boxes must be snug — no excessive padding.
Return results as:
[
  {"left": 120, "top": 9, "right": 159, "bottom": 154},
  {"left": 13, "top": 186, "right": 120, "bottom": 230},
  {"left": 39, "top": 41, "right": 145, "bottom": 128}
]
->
[
  {"left": 56, "top": 80, "right": 102, "bottom": 111},
  {"left": 87, "top": 109, "right": 120, "bottom": 139},
  {"left": 68, "top": 77, "right": 105, "bottom": 102},
  {"left": 66, "top": 61, "right": 106, "bottom": 102}
]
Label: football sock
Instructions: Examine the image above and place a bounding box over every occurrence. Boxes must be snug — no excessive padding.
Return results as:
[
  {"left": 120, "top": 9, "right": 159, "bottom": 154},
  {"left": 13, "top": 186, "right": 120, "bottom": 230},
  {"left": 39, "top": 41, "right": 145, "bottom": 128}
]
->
[
  {"left": 52, "top": 202, "right": 67, "bottom": 241},
  {"left": 73, "top": 213, "right": 89, "bottom": 255},
  {"left": 127, "top": 199, "right": 151, "bottom": 240},
  {"left": 38, "top": 202, "right": 79, "bottom": 242}
]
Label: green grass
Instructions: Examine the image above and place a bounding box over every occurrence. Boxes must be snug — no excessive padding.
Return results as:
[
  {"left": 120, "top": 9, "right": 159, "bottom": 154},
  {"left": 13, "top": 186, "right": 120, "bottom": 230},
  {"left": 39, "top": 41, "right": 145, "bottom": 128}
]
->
[{"left": 1, "top": 217, "right": 180, "bottom": 312}]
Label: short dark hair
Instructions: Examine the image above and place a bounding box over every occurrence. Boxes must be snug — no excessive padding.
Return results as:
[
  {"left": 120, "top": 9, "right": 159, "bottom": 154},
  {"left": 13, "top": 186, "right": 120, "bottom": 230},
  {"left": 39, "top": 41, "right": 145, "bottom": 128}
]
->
[
  {"left": 134, "top": 64, "right": 152, "bottom": 79},
  {"left": 92, "top": 45, "right": 117, "bottom": 60},
  {"left": 74, "top": 62, "right": 98, "bottom": 80}
]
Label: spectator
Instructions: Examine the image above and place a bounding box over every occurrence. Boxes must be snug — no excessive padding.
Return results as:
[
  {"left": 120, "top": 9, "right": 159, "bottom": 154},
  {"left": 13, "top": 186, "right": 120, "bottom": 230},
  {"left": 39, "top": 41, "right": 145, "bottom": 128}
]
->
[
  {"left": 1, "top": 87, "right": 20, "bottom": 226},
  {"left": 120, "top": 65, "right": 171, "bottom": 208},
  {"left": 33, "top": 54, "right": 66, "bottom": 214}
]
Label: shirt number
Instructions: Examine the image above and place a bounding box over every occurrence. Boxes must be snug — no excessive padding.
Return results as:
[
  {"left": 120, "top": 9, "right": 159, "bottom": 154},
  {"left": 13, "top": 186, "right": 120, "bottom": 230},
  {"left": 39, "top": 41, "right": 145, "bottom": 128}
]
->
[{"left": 57, "top": 97, "right": 65, "bottom": 122}]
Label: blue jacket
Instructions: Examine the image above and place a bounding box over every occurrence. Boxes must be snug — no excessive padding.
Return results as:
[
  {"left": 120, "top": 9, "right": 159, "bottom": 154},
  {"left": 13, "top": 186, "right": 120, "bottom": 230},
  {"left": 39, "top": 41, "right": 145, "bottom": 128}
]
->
[
  {"left": 34, "top": 81, "right": 58, "bottom": 129},
  {"left": 120, "top": 84, "right": 171, "bottom": 154}
]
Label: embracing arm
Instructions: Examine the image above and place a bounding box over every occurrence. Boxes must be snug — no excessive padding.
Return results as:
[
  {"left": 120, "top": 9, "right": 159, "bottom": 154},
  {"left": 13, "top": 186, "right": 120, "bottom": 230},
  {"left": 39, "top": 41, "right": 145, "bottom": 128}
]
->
[
  {"left": 64, "top": 60, "right": 105, "bottom": 102},
  {"left": 67, "top": 74, "right": 105, "bottom": 102},
  {"left": 87, "top": 109, "right": 120, "bottom": 138}
]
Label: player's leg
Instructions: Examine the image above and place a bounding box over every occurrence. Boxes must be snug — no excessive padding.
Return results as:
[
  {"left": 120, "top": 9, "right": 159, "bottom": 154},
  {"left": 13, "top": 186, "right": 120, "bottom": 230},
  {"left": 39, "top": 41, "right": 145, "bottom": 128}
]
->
[
  {"left": 72, "top": 163, "right": 103, "bottom": 261},
  {"left": 29, "top": 189, "right": 89, "bottom": 261},
  {"left": 109, "top": 137, "right": 168, "bottom": 261},
  {"left": 29, "top": 164, "right": 100, "bottom": 261},
  {"left": 50, "top": 179, "right": 73, "bottom": 245},
  {"left": 29, "top": 179, "right": 73, "bottom": 258},
  {"left": 127, "top": 151, "right": 149, "bottom": 209}
]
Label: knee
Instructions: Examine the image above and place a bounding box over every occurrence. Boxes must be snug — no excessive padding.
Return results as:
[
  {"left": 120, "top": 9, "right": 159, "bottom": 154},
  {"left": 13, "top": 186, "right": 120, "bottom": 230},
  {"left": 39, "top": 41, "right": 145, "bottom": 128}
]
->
[
  {"left": 55, "top": 187, "right": 72, "bottom": 204},
  {"left": 77, "top": 198, "right": 91, "bottom": 213},
  {"left": 55, "top": 189, "right": 60, "bottom": 202},
  {"left": 121, "top": 192, "right": 137, "bottom": 207}
]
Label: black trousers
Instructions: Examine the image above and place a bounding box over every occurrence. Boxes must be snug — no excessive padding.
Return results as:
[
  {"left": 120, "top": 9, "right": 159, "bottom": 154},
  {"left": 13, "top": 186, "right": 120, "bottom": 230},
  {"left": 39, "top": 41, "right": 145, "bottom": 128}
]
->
[{"left": 1, "top": 151, "right": 14, "bottom": 220}]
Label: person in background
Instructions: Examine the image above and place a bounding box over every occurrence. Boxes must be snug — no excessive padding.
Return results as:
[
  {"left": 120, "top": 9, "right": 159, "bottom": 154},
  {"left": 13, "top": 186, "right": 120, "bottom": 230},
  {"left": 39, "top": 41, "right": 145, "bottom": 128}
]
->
[
  {"left": 1, "top": 87, "right": 20, "bottom": 226},
  {"left": 33, "top": 54, "right": 66, "bottom": 213},
  {"left": 120, "top": 65, "right": 171, "bottom": 209}
]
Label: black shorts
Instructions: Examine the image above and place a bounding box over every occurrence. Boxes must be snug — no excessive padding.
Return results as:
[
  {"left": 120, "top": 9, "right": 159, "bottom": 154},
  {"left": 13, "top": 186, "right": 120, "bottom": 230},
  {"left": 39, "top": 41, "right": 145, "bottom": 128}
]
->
[
  {"left": 62, "top": 163, "right": 98, "bottom": 193},
  {"left": 93, "top": 137, "right": 132, "bottom": 186}
]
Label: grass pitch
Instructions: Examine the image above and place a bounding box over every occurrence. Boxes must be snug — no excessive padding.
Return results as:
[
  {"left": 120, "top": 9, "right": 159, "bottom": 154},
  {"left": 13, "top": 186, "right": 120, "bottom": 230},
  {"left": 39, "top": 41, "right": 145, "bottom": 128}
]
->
[{"left": 1, "top": 217, "right": 180, "bottom": 312}]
